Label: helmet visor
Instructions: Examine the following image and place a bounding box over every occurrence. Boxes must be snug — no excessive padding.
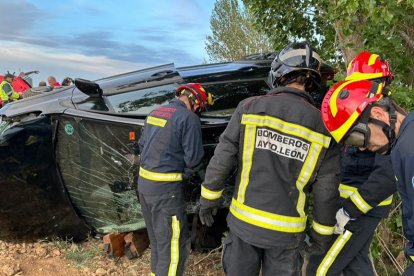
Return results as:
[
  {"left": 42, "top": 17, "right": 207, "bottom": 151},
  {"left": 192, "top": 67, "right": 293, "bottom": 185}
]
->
[
  {"left": 278, "top": 49, "right": 321, "bottom": 71},
  {"left": 343, "top": 122, "right": 370, "bottom": 148}
]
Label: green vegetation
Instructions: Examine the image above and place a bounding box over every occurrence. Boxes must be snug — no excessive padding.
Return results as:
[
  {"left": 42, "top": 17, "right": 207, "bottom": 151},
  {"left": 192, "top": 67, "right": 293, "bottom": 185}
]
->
[
  {"left": 205, "top": 0, "right": 272, "bottom": 62},
  {"left": 50, "top": 237, "right": 101, "bottom": 268}
]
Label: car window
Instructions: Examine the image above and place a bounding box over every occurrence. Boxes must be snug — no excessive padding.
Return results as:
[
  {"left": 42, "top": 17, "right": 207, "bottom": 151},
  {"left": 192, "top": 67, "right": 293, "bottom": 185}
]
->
[
  {"left": 55, "top": 116, "right": 144, "bottom": 233},
  {"left": 76, "top": 98, "right": 110, "bottom": 112},
  {"left": 106, "top": 83, "right": 176, "bottom": 115},
  {"left": 202, "top": 80, "right": 270, "bottom": 117},
  {"left": 105, "top": 80, "right": 269, "bottom": 117}
]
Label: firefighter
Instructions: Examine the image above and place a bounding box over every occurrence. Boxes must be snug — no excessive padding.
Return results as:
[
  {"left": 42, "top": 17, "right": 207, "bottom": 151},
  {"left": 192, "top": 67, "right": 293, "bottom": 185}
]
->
[
  {"left": 308, "top": 52, "right": 397, "bottom": 275},
  {"left": 0, "top": 73, "right": 21, "bottom": 106},
  {"left": 199, "top": 41, "right": 341, "bottom": 276},
  {"left": 320, "top": 80, "right": 413, "bottom": 274},
  {"left": 138, "top": 83, "right": 213, "bottom": 276}
]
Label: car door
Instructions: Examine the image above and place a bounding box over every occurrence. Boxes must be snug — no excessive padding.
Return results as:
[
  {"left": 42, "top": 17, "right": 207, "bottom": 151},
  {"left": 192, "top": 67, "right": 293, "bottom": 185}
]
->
[{"left": 54, "top": 64, "right": 184, "bottom": 234}]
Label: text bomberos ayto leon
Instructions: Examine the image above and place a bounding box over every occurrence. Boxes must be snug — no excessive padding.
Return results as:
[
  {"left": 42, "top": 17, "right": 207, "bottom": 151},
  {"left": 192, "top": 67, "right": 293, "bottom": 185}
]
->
[{"left": 255, "top": 128, "right": 310, "bottom": 162}]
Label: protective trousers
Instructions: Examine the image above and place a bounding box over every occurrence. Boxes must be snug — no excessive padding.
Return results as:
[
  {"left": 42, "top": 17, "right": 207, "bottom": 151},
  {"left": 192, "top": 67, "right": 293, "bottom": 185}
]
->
[
  {"left": 222, "top": 231, "right": 303, "bottom": 276},
  {"left": 307, "top": 215, "right": 380, "bottom": 276},
  {"left": 139, "top": 190, "right": 189, "bottom": 276}
]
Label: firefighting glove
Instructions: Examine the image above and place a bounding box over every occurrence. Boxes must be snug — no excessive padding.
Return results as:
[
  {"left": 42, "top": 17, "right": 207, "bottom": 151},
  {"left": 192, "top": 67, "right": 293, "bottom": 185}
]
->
[
  {"left": 182, "top": 168, "right": 195, "bottom": 182},
  {"left": 334, "top": 208, "right": 351, "bottom": 234},
  {"left": 199, "top": 206, "right": 218, "bottom": 227}
]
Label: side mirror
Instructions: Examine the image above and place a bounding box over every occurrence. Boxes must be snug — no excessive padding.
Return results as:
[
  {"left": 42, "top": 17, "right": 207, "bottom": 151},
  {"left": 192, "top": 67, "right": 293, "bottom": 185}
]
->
[{"left": 75, "top": 78, "right": 103, "bottom": 98}]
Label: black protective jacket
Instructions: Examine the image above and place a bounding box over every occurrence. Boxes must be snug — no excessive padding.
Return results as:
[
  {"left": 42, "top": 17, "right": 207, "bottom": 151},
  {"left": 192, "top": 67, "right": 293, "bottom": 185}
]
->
[
  {"left": 391, "top": 112, "right": 414, "bottom": 259},
  {"left": 138, "top": 99, "right": 204, "bottom": 195},
  {"left": 340, "top": 147, "right": 396, "bottom": 219},
  {"left": 201, "top": 87, "right": 341, "bottom": 249}
]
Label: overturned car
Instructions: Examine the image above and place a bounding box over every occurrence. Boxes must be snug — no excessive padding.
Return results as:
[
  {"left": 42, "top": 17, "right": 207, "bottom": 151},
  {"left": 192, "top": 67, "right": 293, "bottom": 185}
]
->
[{"left": 0, "top": 55, "right": 335, "bottom": 246}]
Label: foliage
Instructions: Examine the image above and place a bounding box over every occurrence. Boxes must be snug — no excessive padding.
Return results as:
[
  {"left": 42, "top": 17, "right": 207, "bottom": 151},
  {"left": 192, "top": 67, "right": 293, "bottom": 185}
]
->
[
  {"left": 205, "top": 0, "right": 273, "bottom": 62},
  {"left": 391, "top": 81, "right": 414, "bottom": 112},
  {"left": 243, "top": 0, "right": 414, "bottom": 84},
  {"left": 372, "top": 197, "right": 407, "bottom": 275},
  {"left": 65, "top": 242, "right": 102, "bottom": 267},
  {"left": 50, "top": 236, "right": 101, "bottom": 268}
]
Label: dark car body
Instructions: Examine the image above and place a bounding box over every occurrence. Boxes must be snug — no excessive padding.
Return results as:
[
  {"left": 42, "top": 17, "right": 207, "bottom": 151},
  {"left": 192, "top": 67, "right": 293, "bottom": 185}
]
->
[{"left": 0, "top": 55, "right": 335, "bottom": 242}]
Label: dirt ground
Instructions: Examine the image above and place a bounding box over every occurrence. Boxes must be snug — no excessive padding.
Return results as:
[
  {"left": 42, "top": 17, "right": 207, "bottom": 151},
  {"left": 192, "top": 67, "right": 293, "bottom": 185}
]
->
[{"left": 0, "top": 238, "right": 224, "bottom": 276}]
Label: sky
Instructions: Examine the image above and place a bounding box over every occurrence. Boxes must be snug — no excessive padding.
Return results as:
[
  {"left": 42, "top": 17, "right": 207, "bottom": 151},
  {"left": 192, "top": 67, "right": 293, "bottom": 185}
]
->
[{"left": 0, "top": 0, "right": 215, "bottom": 86}]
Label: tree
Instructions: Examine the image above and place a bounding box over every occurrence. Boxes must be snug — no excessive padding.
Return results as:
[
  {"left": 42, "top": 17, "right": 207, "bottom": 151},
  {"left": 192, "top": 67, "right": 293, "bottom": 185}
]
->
[
  {"left": 205, "top": 0, "right": 273, "bottom": 62},
  {"left": 243, "top": 0, "right": 414, "bottom": 87}
]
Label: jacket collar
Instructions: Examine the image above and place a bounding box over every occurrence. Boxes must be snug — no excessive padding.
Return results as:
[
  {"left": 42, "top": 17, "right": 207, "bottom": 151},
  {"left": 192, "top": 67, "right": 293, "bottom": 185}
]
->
[
  {"left": 268, "top": 86, "right": 316, "bottom": 106},
  {"left": 170, "top": 98, "right": 187, "bottom": 109},
  {"left": 397, "top": 112, "right": 414, "bottom": 139}
]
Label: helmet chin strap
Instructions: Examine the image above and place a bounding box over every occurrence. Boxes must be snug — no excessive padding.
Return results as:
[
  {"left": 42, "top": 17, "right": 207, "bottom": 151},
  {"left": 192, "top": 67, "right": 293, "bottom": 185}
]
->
[{"left": 188, "top": 96, "right": 201, "bottom": 116}]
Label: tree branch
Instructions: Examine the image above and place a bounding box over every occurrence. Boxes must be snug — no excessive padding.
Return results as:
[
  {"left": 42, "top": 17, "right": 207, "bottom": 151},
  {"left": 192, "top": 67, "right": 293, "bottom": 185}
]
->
[{"left": 399, "top": 30, "right": 414, "bottom": 52}]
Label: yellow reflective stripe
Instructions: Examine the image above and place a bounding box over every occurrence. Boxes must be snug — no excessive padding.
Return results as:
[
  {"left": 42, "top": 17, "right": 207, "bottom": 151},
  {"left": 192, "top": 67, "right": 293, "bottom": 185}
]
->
[
  {"left": 150, "top": 273, "right": 155, "bottom": 276},
  {"left": 368, "top": 54, "right": 379, "bottom": 66},
  {"left": 147, "top": 116, "right": 167, "bottom": 127},
  {"left": 340, "top": 184, "right": 392, "bottom": 206},
  {"left": 338, "top": 183, "right": 356, "bottom": 199},
  {"left": 239, "top": 114, "right": 327, "bottom": 215},
  {"left": 296, "top": 142, "right": 322, "bottom": 216},
  {"left": 237, "top": 124, "right": 256, "bottom": 203},
  {"left": 241, "top": 114, "right": 331, "bottom": 148},
  {"left": 410, "top": 255, "right": 414, "bottom": 262},
  {"left": 230, "top": 198, "right": 307, "bottom": 233},
  {"left": 168, "top": 216, "right": 180, "bottom": 276},
  {"left": 345, "top": 72, "right": 384, "bottom": 81},
  {"left": 312, "top": 221, "right": 335, "bottom": 235},
  {"left": 201, "top": 186, "right": 223, "bottom": 200},
  {"left": 350, "top": 190, "right": 372, "bottom": 213},
  {"left": 317, "top": 230, "right": 353, "bottom": 275},
  {"left": 139, "top": 167, "right": 182, "bottom": 182},
  {"left": 378, "top": 195, "right": 393, "bottom": 206}
]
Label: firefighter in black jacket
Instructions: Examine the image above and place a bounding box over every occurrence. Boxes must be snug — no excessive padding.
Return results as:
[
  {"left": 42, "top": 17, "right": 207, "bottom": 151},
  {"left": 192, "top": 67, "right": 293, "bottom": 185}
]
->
[
  {"left": 199, "top": 41, "right": 341, "bottom": 276},
  {"left": 310, "top": 52, "right": 397, "bottom": 275},
  {"left": 138, "top": 83, "right": 213, "bottom": 276}
]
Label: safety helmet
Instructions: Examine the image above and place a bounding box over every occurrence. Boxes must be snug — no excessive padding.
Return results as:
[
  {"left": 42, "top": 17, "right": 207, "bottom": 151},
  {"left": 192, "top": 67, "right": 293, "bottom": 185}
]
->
[
  {"left": 175, "top": 83, "right": 214, "bottom": 111},
  {"left": 345, "top": 51, "right": 393, "bottom": 83},
  {"left": 321, "top": 80, "right": 389, "bottom": 146},
  {"left": 269, "top": 41, "right": 322, "bottom": 88}
]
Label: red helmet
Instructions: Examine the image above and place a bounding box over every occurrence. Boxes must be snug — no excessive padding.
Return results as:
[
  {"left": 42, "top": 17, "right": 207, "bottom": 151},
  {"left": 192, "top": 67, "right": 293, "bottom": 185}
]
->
[
  {"left": 175, "top": 83, "right": 214, "bottom": 111},
  {"left": 321, "top": 80, "right": 387, "bottom": 144},
  {"left": 345, "top": 51, "right": 393, "bottom": 82}
]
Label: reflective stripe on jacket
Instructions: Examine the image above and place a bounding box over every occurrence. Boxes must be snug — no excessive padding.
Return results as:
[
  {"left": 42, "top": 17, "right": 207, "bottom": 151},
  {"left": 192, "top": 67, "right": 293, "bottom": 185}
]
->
[
  {"left": 138, "top": 98, "right": 204, "bottom": 195},
  {"left": 340, "top": 147, "right": 396, "bottom": 218},
  {"left": 201, "top": 87, "right": 341, "bottom": 248}
]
